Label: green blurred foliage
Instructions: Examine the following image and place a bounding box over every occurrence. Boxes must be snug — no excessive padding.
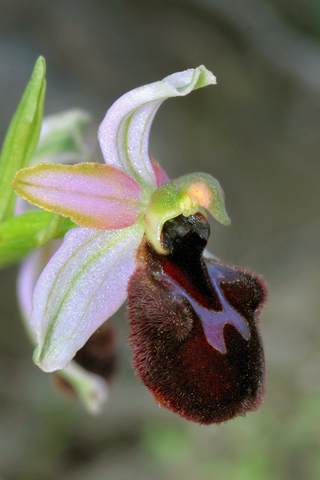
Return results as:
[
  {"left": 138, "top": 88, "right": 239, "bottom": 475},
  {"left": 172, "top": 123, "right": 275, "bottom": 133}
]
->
[
  {"left": 141, "top": 388, "right": 320, "bottom": 480},
  {"left": 0, "top": 211, "right": 75, "bottom": 268},
  {"left": 0, "top": 57, "right": 46, "bottom": 221}
]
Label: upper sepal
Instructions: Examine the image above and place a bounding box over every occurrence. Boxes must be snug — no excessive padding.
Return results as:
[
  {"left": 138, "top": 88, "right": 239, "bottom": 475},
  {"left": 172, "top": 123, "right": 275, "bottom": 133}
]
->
[{"left": 98, "top": 66, "right": 216, "bottom": 191}]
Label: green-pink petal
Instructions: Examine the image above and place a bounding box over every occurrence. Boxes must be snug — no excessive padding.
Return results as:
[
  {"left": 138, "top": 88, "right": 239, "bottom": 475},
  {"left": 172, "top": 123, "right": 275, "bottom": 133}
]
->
[
  {"left": 12, "top": 162, "right": 143, "bottom": 229},
  {"left": 151, "top": 158, "right": 170, "bottom": 187}
]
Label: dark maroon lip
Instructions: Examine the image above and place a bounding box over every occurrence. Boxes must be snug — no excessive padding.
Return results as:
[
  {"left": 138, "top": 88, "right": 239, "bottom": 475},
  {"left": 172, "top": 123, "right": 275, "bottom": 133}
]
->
[
  {"left": 154, "top": 269, "right": 251, "bottom": 354},
  {"left": 127, "top": 213, "right": 267, "bottom": 424}
]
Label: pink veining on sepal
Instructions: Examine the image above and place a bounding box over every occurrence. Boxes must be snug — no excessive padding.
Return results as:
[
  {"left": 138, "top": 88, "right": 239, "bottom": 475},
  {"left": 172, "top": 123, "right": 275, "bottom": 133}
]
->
[{"left": 12, "top": 162, "right": 143, "bottom": 229}]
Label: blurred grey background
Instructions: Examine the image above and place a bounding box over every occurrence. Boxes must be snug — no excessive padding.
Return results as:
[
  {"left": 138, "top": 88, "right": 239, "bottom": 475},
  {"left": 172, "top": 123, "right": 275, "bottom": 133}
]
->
[{"left": 1, "top": 0, "right": 320, "bottom": 479}]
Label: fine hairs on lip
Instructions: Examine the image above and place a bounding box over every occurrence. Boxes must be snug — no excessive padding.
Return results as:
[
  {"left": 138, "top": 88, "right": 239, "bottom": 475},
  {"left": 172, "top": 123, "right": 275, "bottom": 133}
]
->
[{"left": 128, "top": 213, "right": 266, "bottom": 424}]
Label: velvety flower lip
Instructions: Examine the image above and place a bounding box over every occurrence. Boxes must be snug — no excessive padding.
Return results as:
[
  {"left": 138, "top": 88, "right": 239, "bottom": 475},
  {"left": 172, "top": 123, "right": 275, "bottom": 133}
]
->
[
  {"left": 12, "top": 65, "right": 231, "bottom": 373},
  {"left": 128, "top": 213, "right": 266, "bottom": 424},
  {"left": 156, "top": 270, "right": 250, "bottom": 354}
]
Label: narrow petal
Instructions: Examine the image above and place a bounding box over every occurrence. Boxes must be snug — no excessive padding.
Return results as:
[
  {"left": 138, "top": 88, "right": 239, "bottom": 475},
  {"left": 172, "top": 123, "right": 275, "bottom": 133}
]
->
[
  {"left": 31, "top": 221, "right": 144, "bottom": 372},
  {"left": 98, "top": 66, "right": 216, "bottom": 190},
  {"left": 12, "top": 162, "right": 143, "bottom": 229},
  {"left": 151, "top": 158, "right": 170, "bottom": 187}
]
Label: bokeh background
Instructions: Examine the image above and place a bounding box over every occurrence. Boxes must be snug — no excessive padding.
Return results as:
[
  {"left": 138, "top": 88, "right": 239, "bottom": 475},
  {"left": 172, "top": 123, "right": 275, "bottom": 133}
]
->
[{"left": 1, "top": 0, "right": 320, "bottom": 479}]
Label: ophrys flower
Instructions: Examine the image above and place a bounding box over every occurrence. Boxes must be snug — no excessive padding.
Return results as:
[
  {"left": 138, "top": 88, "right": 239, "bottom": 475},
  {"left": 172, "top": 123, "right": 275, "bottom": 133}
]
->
[{"left": 12, "top": 66, "right": 266, "bottom": 424}]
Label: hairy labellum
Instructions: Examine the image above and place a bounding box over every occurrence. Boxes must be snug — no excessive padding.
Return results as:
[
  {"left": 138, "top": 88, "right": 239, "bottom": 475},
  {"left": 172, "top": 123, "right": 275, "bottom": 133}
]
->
[{"left": 127, "top": 213, "right": 266, "bottom": 424}]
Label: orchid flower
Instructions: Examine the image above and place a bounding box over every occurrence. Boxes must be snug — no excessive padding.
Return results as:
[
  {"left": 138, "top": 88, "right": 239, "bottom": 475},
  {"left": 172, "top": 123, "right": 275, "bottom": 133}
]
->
[{"left": 13, "top": 66, "right": 266, "bottom": 424}]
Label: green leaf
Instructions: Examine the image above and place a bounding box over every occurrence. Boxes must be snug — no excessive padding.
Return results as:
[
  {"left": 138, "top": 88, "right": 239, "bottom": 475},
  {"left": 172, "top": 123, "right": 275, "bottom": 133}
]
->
[
  {"left": 0, "top": 211, "right": 75, "bottom": 269},
  {"left": 0, "top": 56, "right": 46, "bottom": 221}
]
